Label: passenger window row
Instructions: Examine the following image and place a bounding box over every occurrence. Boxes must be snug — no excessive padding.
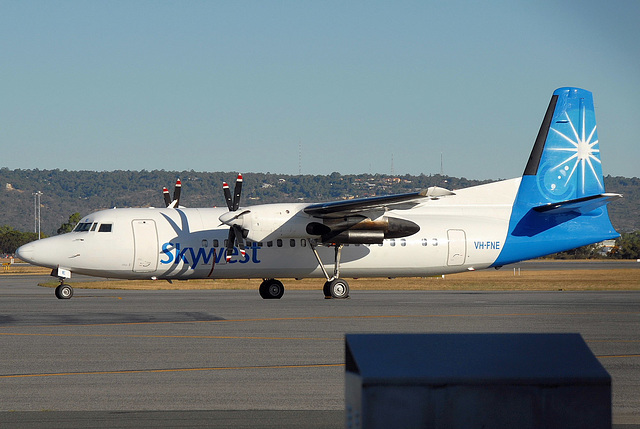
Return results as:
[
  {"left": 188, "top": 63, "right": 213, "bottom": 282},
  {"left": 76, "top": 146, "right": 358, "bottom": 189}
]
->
[
  {"left": 204, "top": 239, "right": 310, "bottom": 248},
  {"left": 201, "top": 238, "right": 440, "bottom": 248}
]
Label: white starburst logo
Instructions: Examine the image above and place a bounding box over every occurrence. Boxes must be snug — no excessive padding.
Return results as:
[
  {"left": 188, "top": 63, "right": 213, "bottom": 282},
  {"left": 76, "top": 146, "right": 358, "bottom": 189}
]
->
[{"left": 549, "top": 109, "right": 602, "bottom": 194}]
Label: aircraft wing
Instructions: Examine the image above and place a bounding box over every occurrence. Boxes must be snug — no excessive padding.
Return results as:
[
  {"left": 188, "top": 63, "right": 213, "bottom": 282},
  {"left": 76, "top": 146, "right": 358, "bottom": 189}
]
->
[{"left": 304, "top": 186, "right": 454, "bottom": 218}]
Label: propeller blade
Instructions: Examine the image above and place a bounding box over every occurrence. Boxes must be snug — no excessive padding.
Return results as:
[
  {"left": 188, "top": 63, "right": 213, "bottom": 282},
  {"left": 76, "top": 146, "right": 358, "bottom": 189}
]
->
[
  {"left": 233, "top": 225, "right": 246, "bottom": 257},
  {"left": 222, "top": 174, "right": 247, "bottom": 262},
  {"left": 173, "top": 179, "right": 182, "bottom": 208},
  {"left": 226, "top": 227, "right": 236, "bottom": 262},
  {"left": 223, "top": 182, "right": 233, "bottom": 211},
  {"left": 162, "top": 187, "right": 171, "bottom": 207},
  {"left": 232, "top": 174, "right": 243, "bottom": 211}
]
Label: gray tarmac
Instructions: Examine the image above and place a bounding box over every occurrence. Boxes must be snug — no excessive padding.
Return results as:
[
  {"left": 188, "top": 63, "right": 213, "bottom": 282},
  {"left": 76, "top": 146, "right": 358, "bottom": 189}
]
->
[{"left": 1, "top": 273, "right": 639, "bottom": 428}]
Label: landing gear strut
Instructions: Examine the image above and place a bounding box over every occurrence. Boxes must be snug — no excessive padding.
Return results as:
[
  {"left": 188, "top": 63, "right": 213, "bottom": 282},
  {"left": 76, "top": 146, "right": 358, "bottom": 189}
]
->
[
  {"left": 311, "top": 241, "right": 350, "bottom": 299},
  {"left": 256, "top": 242, "right": 350, "bottom": 300}
]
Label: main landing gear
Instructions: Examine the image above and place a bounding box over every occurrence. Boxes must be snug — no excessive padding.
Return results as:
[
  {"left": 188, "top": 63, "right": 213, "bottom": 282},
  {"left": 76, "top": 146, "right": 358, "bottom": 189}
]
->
[
  {"left": 313, "top": 241, "right": 350, "bottom": 299},
  {"left": 257, "top": 241, "right": 350, "bottom": 300}
]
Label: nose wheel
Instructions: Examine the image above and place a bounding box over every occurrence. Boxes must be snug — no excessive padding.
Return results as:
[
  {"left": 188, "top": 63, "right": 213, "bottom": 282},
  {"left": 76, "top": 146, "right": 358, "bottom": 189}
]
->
[{"left": 55, "top": 283, "right": 74, "bottom": 299}]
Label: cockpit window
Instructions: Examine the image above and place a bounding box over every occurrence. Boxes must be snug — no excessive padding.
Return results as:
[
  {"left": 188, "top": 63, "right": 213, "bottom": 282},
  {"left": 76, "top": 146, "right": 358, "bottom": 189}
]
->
[
  {"left": 73, "top": 222, "right": 93, "bottom": 232},
  {"left": 98, "top": 224, "right": 112, "bottom": 232}
]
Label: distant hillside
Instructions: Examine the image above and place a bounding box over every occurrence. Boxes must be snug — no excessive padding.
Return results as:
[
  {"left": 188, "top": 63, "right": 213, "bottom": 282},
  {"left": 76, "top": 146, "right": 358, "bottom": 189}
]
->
[
  {"left": 1, "top": 168, "right": 637, "bottom": 236},
  {"left": 604, "top": 176, "right": 640, "bottom": 233}
]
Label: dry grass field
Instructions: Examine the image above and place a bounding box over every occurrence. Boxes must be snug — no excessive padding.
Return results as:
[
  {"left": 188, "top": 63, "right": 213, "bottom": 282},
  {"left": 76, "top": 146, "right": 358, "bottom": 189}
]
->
[{"left": 1, "top": 264, "right": 49, "bottom": 275}]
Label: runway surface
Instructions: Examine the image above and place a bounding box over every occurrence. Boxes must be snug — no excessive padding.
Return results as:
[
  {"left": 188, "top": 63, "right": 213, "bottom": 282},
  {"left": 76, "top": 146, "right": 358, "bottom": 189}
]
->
[{"left": 1, "top": 274, "right": 639, "bottom": 428}]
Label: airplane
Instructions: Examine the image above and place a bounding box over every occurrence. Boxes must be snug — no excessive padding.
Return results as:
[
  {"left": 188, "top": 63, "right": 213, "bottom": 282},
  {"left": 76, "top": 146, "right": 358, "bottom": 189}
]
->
[{"left": 16, "top": 87, "right": 621, "bottom": 300}]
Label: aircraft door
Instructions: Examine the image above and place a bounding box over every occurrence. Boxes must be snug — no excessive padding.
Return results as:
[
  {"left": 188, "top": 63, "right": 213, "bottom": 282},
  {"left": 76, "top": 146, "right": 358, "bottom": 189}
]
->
[
  {"left": 447, "top": 229, "right": 467, "bottom": 266},
  {"left": 132, "top": 219, "right": 159, "bottom": 273}
]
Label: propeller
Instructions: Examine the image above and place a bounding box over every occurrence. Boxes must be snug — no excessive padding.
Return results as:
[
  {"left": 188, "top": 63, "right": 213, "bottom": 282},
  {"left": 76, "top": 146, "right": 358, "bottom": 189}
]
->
[
  {"left": 162, "top": 179, "right": 182, "bottom": 208},
  {"left": 220, "top": 174, "right": 248, "bottom": 262}
]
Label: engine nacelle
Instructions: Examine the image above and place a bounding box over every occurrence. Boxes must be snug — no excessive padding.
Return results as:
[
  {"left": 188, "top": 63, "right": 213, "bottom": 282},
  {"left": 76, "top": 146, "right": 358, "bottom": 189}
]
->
[
  {"left": 235, "top": 203, "right": 313, "bottom": 242},
  {"left": 222, "top": 204, "right": 420, "bottom": 245},
  {"left": 306, "top": 215, "right": 420, "bottom": 244}
]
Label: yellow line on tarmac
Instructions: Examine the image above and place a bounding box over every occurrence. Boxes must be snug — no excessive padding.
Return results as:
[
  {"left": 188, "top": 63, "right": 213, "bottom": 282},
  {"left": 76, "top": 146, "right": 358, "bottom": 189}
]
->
[
  {"left": 596, "top": 354, "right": 640, "bottom": 359},
  {"left": 3, "top": 355, "right": 636, "bottom": 380},
  {"left": 0, "top": 363, "right": 345, "bottom": 379}
]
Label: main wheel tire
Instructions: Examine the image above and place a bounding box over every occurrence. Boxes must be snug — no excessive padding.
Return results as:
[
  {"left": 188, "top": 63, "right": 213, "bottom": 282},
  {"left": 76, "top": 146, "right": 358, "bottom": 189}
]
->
[
  {"left": 328, "top": 278, "right": 349, "bottom": 299},
  {"left": 55, "top": 284, "right": 73, "bottom": 300},
  {"left": 259, "top": 279, "right": 284, "bottom": 299},
  {"left": 323, "top": 281, "right": 331, "bottom": 298}
]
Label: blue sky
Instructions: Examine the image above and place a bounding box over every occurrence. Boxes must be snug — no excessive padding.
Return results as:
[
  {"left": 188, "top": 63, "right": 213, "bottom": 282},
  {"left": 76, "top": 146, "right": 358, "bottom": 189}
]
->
[{"left": 2, "top": 1, "right": 639, "bottom": 179}]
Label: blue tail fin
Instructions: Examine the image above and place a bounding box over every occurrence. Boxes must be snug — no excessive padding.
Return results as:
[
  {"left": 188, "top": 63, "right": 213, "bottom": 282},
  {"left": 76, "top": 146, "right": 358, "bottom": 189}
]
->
[
  {"left": 493, "top": 88, "right": 621, "bottom": 266},
  {"left": 524, "top": 87, "right": 605, "bottom": 201}
]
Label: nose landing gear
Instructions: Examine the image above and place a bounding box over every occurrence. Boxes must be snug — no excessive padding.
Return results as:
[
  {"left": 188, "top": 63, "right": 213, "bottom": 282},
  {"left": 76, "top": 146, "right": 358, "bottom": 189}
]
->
[{"left": 51, "top": 267, "right": 73, "bottom": 299}]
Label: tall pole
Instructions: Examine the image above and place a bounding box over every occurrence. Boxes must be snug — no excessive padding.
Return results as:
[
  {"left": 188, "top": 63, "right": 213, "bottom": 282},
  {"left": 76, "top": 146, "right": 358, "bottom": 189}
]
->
[
  {"left": 33, "top": 191, "right": 43, "bottom": 239},
  {"left": 37, "top": 191, "right": 42, "bottom": 239},
  {"left": 33, "top": 192, "right": 37, "bottom": 234}
]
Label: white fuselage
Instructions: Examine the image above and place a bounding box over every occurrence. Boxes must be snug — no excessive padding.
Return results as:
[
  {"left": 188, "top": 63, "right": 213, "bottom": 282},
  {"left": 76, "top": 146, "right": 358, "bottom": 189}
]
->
[{"left": 17, "top": 178, "right": 520, "bottom": 280}]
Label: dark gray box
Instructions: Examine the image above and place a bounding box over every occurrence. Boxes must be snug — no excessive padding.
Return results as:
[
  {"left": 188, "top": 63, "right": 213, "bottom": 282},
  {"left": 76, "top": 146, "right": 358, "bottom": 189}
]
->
[{"left": 345, "top": 333, "right": 611, "bottom": 429}]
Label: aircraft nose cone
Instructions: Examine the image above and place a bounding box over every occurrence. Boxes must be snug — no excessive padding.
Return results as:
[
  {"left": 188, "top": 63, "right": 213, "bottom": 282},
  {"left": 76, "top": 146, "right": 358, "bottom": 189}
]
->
[
  {"left": 16, "top": 242, "right": 35, "bottom": 264},
  {"left": 15, "top": 235, "right": 76, "bottom": 270}
]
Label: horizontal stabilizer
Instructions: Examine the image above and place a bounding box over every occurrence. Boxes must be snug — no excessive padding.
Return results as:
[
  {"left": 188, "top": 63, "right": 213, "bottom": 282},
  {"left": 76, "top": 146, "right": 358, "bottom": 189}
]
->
[{"left": 533, "top": 193, "right": 622, "bottom": 214}]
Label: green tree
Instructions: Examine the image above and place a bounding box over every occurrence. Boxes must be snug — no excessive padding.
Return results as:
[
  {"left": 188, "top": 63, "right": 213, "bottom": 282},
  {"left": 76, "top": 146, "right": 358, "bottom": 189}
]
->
[
  {"left": 544, "top": 243, "right": 604, "bottom": 260},
  {"left": 57, "top": 213, "right": 82, "bottom": 235},
  {"left": 0, "top": 226, "right": 40, "bottom": 254},
  {"left": 609, "top": 231, "right": 640, "bottom": 259}
]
